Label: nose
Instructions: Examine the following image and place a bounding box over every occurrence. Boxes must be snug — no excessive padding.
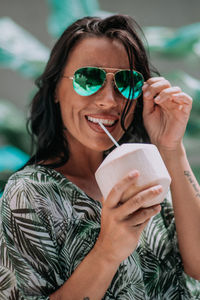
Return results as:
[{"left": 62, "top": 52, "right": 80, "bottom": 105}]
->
[{"left": 94, "top": 73, "right": 119, "bottom": 109}]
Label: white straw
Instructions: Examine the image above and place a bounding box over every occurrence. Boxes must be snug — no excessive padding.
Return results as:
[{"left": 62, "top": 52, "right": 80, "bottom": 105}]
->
[{"left": 98, "top": 121, "right": 120, "bottom": 147}]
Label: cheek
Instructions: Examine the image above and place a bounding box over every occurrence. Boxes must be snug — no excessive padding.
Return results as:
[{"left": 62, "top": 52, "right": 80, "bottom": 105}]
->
[
  {"left": 125, "top": 113, "right": 134, "bottom": 127},
  {"left": 59, "top": 96, "right": 90, "bottom": 131}
]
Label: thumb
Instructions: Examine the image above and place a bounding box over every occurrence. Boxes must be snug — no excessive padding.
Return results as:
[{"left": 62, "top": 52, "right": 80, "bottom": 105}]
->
[{"left": 101, "top": 197, "right": 105, "bottom": 204}]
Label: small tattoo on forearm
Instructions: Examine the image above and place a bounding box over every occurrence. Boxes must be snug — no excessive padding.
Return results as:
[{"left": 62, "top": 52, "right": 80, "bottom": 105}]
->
[
  {"left": 83, "top": 298, "right": 90, "bottom": 300},
  {"left": 184, "top": 171, "right": 200, "bottom": 198}
]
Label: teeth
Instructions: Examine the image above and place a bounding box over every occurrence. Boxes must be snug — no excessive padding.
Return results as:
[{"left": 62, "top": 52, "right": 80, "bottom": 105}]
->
[{"left": 87, "top": 116, "right": 116, "bottom": 126}]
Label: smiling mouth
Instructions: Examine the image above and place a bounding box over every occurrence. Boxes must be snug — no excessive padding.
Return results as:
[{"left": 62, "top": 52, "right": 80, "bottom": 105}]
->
[{"left": 86, "top": 116, "right": 118, "bottom": 127}]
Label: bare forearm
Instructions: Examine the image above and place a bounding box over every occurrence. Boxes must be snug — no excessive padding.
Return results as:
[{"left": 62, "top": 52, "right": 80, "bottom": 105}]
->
[
  {"left": 160, "top": 143, "right": 200, "bottom": 279},
  {"left": 50, "top": 245, "right": 119, "bottom": 300}
]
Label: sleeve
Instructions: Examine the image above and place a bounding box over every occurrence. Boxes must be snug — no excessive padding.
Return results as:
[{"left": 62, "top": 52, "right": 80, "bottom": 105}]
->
[
  {"left": 1, "top": 176, "right": 70, "bottom": 300},
  {"left": 161, "top": 194, "right": 200, "bottom": 299},
  {"left": 0, "top": 225, "right": 18, "bottom": 300}
]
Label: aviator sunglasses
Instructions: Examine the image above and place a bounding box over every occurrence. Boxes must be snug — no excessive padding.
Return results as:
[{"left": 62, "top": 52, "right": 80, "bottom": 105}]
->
[{"left": 62, "top": 66, "right": 144, "bottom": 100}]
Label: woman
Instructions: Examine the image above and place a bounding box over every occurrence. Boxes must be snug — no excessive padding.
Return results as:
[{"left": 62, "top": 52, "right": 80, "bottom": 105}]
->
[{"left": 1, "top": 14, "right": 200, "bottom": 300}]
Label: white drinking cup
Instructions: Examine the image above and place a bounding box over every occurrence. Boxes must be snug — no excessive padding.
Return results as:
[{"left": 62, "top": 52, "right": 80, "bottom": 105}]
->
[{"left": 95, "top": 143, "right": 171, "bottom": 207}]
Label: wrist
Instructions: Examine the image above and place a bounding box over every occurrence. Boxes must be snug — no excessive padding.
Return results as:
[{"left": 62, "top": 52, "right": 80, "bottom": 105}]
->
[
  {"left": 158, "top": 142, "right": 186, "bottom": 163},
  {"left": 92, "top": 240, "right": 121, "bottom": 269}
]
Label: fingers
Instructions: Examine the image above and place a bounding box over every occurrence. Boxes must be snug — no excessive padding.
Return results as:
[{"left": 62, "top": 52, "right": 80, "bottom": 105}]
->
[
  {"left": 154, "top": 90, "right": 192, "bottom": 113},
  {"left": 106, "top": 170, "right": 140, "bottom": 208},
  {"left": 142, "top": 77, "right": 193, "bottom": 112},
  {"left": 127, "top": 204, "right": 161, "bottom": 227},
  {"left": 117, "top": 184, "right": 163, "bottom": 220},
  {"left": 170, "top": 92, "right": 193, "bottom": 113},
  {"left": 143, "top": 77, "right": 171, "bottom": 100},
  {"left": 134, "top": 218, "right": 151, "bottom": 233},
  {"left": 142, "top": 77, "right": 171, "bottom": 113},
  {"left": 154, "top": 86, "right": 181, "bottom": 103}
]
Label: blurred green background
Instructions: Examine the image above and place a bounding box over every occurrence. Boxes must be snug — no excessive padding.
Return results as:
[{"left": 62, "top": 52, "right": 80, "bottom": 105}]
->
[{"left": 0, "top": 0, "right": 200, "bottom": 193}]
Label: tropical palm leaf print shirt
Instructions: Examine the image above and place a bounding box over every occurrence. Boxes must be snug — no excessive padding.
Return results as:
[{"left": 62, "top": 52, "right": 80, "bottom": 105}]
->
[{"left": 0, "top": 165, "right": 200, "bottom": 300}]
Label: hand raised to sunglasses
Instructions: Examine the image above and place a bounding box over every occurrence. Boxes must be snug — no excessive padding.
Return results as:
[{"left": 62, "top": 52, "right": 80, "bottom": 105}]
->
[{"left": 142, "top": 77, "right": 193, "bottom": 152}]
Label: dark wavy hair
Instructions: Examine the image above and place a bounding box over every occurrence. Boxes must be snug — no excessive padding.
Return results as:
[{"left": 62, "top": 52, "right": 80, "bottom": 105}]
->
[{"left": 25, "top": 14, "right": 158, "bottom": 168}]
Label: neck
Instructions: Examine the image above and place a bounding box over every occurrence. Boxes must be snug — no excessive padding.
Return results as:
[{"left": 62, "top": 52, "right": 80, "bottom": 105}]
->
[
  {"left": 55, "top": 143, "right": 104, "bottom": 202},
  {"left": 57, "top": 140, "right": 104, "bottom": 179}
]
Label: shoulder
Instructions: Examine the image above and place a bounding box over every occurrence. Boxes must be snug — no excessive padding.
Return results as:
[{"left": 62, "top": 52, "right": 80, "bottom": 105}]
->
[
  {"left": 3, "top": 164, "right": 76, "bottom": 197},
  {"left": 4, "top": 164, "right": 71, "bottom": 189},
  {"left": 1, "top": 165, "right": 77, "bottom": 221},
  {"left": 2, "top": 164, "right": 102, "bottom": 231}
]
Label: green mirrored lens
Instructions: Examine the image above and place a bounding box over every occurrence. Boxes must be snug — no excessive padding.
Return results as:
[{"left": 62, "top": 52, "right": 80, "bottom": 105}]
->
[
  {"left": 115, "top": 70, "right": 144, "bottom": 100},
  {"left": 73, "top": 67, "right": 106, "bottom": 96}
]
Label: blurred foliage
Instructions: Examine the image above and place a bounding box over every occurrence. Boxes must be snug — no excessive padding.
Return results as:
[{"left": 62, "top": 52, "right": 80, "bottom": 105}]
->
[
  {"left": 0, "top": 0, "right": 200, "bottom": 190},
  {"left": 0, "top": 17, "right": 49, "bottom": 78},
  {"left": 47, "top": 0, "right": 99, "bottom": 37},
  {"left": 144, "top": 23, "right": 200, "bottom": 57},
  {"left": 47, "top": 0, "right": 111, "bottom": 37},
  {"left": 0, "top": 146, "right": 29, "bottom": 191},
  {"left": 0, "top": 100, "right": 30, "bottom": 152}
]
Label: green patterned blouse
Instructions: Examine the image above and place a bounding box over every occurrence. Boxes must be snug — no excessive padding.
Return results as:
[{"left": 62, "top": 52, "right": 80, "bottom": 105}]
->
[{"left": 0, "top": 165, "right": 200, "bottom": 299}]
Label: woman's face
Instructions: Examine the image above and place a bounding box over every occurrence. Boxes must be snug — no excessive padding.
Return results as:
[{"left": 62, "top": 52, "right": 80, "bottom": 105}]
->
[{"left": 56, "top": 36, "right": 137, "bottom": 152}]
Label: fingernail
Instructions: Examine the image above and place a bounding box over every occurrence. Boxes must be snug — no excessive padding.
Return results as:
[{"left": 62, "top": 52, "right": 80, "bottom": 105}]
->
[
  {"left": 155, "top": 95, "right": 160, "bottom": 102},
  {"left": 143, "top": 91, "right": 151, "bottom": 98},
  {"left": 142, "top": 84, "right": 148, "bottom": 91},
  {"left": 154, "top": 205, "right": 161, "bottom": 212},
  {"left": 151, "top": 185, "right": 163, "bottom": 193},
  {"left": 128, "top": 170, "right": 139, "bottom": 178}
]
